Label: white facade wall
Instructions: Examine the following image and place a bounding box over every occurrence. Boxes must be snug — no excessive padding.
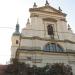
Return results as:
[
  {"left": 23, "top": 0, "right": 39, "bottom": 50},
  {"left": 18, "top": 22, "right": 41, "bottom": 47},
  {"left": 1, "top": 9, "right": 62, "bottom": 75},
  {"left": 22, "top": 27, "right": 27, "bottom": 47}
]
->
[{"left": 11, "top": 4, "right": 75, "bottom": 74}]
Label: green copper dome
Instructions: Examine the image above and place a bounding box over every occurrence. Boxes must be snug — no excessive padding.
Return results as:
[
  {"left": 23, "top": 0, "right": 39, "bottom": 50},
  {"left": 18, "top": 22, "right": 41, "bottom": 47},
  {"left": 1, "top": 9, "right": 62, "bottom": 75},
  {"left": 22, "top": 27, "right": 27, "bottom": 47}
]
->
[{"left": 13, "top": 22, "right": 20, "bottom": 36}]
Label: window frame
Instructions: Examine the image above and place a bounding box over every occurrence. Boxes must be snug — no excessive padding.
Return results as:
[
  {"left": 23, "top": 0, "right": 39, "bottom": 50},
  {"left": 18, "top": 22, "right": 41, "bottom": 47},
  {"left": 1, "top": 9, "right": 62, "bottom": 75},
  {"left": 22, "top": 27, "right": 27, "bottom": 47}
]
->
[{"left": 44, "top": 43, "right": 64, "bottom": 52}]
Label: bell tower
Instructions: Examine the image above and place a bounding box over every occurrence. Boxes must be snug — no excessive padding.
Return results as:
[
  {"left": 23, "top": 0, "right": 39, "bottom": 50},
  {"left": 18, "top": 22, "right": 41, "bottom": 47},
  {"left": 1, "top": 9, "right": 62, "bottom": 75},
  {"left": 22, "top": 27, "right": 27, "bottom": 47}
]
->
[{"left": 11, "top": 21, "right": 20, "bottom": 59}]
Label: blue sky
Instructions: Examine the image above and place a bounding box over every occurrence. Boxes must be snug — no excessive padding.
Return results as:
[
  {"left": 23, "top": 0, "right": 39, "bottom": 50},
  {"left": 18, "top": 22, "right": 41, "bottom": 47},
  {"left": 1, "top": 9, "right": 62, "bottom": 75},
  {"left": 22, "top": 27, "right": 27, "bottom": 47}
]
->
[{"left": 0, "top": 0, "right": 75, "bottom": 64}]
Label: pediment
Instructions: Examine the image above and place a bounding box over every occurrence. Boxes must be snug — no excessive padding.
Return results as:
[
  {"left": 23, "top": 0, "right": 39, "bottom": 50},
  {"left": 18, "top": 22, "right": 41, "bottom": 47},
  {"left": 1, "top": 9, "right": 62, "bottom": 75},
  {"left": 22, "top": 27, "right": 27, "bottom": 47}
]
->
[
  {"left": 29, "top": 6, "right": 66, "bottom": 16},
  {"left": 38, "top": 6, "right": 58, "bottom": 13}
]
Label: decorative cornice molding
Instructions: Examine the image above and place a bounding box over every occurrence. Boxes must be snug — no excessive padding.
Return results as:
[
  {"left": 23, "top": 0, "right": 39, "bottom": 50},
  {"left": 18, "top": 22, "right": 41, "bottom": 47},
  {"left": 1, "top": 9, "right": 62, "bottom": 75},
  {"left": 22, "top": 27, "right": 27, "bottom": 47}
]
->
[
  {"left": 20, "top": 36, "right": 75, "bottom": 44},
  {"left": 60, "top": 18, "right": 67, "bottom": 22},
  {"left": 30, "top": 13, "right": 39, "bottom": 17},
  {"left": 16, "top": 49, "right": 75, "bottom": 56},
  {"left": 43, "top": 18, "right": 57, "bottom": 22},
  {"left": 30, "top": 11, "right": 66, "bottom": 17},
  {"left": 65, "top": 40, "right": 75, "bottom": 44}
]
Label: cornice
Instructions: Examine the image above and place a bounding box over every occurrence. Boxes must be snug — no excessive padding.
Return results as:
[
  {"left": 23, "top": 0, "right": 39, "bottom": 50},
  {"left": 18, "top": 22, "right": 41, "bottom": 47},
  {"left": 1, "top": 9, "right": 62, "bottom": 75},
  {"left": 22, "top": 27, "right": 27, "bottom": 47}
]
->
[
  {"left": 30, "top": 13, "right": 39, "bottom": 17},
  {"left": 16, "top": 49, "right": 75, "bottom": 56},
  {"left": 20, "top": 36, "right": 75, "bottom": 44},
  {"left": 30, "top": 11, "right": 66, "bottom": 17},
  {"left": 30, "top": 14, "right": 57, "bottom": 22},
  {"left": 60, "top": 18, "right": 67, "bottom": 22},
  {"left": 43, "top": 18, "right": 57, "bottom": 22}
]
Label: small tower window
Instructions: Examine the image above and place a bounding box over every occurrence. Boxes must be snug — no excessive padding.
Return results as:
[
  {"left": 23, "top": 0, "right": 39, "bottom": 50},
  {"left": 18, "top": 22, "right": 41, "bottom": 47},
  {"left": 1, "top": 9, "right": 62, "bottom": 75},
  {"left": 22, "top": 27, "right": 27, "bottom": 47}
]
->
[
  {"left": 16, "top": 40, "right": 18, "bottom": 44},
  {"left": 47, "top": 25, "right": 54, "bottom": 35}
]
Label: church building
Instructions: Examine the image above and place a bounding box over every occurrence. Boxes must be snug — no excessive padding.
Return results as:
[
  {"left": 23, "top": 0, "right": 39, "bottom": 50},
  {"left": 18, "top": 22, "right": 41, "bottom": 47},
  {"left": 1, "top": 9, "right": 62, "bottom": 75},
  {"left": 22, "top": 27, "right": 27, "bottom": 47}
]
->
[{"left": 11, "top": 0, "right": 75, "bottom": 74}]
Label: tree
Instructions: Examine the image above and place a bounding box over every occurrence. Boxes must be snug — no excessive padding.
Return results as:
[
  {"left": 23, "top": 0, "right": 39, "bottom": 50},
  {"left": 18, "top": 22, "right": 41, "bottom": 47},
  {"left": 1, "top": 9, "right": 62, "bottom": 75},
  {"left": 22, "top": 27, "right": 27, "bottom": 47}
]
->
[
  {"left": 46, "top": 63, "right": 73, "bottom": 75},
  {"left": 5, "top": 59, "right": 29, "bottom": 75},
  {"left": 5, "top": 59, "right": 73, "bottom": 75}
]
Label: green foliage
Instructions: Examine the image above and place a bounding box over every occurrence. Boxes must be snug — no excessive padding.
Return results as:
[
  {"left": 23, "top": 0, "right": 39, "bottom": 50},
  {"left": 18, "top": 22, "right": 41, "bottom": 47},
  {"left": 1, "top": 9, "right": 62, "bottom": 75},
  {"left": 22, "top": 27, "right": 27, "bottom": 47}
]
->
[{"left": 5, "top": 59, "right": 73, "bottom": 75}]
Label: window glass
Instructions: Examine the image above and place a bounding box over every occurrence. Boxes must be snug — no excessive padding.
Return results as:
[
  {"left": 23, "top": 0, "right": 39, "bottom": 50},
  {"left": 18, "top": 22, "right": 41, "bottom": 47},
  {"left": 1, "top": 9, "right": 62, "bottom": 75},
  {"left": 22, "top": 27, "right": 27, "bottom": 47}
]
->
[
  {"left": 16, "top": 40, "right": 18, "bottom": 44},
  {"left": 47, "top": 25, "right": 54, "bottom": 35},
  {"left": 44, "top": 43, "right": 63, "bottom": 52}
]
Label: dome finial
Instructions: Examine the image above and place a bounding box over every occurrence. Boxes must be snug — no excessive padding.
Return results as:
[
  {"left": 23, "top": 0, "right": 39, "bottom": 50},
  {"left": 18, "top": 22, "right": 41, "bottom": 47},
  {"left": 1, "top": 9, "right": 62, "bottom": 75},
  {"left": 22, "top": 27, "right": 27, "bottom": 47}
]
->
[
  {"left": 16, "top": 19, "right": 19, "bottom": 33},
  {"left": 33, "top": 2, "right": 37, "bottom": 8},
  {"left": 45, "top": 0, "right": 49, "bottom": 6},
  {"left": 13, "top": 19, "right": 20, "bottom": 35}
]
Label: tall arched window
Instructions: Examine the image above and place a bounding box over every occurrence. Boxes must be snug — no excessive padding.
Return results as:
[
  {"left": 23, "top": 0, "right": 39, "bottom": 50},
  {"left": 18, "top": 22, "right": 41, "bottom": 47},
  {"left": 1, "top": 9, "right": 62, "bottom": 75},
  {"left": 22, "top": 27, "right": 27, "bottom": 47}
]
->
[
  {"left": 44, "top": 43, "right": 64, "bottom": 52},
  {"left": 47, "top": 25, "right": 54, "bottom": 35}
]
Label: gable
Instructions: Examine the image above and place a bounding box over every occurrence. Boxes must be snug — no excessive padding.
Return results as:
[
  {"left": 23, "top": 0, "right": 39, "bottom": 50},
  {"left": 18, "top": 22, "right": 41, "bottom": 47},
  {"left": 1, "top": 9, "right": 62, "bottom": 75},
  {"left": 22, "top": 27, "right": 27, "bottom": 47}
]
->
[
  {"left": 29, "top": 6, "right": 66, "bottom": 17},
  {"left": 38, "top": 6, "right": 59, "bottom": 13},
  {"left": 39, "top": 6, "right": 55, "bottom": 12}
]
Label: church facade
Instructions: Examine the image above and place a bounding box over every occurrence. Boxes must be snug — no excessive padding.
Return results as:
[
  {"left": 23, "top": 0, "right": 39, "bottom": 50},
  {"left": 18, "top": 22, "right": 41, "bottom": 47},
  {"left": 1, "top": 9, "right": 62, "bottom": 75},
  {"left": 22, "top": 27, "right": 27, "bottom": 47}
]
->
[{"left": 11, "top": 1, "right": 75, "bottom": 74}]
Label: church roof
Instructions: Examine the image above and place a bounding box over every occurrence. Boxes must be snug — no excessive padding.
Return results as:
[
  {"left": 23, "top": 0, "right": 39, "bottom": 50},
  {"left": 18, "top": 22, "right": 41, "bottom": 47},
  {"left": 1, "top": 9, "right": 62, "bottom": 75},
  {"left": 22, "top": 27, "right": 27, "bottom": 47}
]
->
[
  {"left": 13, "top": 20, "right": 20, "bottom": 36},
  {"left": 29, "top": 5, "right": 67, "bottom": 17},
  {"left": 13, "top": 32, "right": 20, "bottom": 36}
]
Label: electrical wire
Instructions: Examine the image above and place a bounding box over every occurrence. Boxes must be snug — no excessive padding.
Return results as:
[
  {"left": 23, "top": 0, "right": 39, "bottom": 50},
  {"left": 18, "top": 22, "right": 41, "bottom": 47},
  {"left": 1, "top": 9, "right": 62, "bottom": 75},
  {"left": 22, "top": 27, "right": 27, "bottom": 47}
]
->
[{"left": 0, "top": 27, "right": 15, "bottom": 29}]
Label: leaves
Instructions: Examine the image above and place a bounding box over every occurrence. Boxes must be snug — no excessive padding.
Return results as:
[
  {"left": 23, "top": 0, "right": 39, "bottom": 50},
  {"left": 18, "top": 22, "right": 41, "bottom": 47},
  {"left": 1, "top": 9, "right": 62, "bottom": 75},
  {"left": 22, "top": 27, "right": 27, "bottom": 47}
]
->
[{"left": 5, "top": 59, "right": 73, "bottom": 75}]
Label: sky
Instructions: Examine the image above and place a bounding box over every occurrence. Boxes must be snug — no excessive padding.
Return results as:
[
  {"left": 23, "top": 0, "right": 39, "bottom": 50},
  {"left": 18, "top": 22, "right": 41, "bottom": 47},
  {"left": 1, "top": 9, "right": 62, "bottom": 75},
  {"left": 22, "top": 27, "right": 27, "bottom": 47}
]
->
[{"left": 0, "top": 0, "right": 75, "bottom": 64}]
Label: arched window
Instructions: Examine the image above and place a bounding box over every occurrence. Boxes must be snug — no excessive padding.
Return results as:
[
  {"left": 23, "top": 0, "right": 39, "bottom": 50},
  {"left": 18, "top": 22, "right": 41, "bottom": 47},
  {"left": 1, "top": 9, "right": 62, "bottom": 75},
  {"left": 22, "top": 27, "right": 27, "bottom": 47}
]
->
[
  {"left": 44, "top": 43, "right": 63, "bottom": 52},
  {"left": 16, "top": 40, "right": 18, "bottom": 44},
  {"left": 47, "top": 25, "right": 54, "bottom": 35}
]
